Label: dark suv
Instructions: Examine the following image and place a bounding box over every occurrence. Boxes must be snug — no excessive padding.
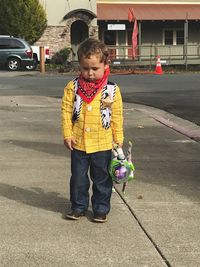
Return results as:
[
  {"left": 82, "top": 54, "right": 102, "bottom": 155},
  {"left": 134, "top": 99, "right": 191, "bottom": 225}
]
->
[{"left": 0, "top": 36, "right": 34, "bottom": 71}]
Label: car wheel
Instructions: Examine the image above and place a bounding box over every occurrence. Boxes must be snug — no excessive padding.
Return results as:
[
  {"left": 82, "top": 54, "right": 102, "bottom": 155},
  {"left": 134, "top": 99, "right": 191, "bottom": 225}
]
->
[
  {"left": 25, "top": 58, "right": 38, "bottom": 71},
  {"left": 7, "top": 58, "right": 20, "bottom": 71}
]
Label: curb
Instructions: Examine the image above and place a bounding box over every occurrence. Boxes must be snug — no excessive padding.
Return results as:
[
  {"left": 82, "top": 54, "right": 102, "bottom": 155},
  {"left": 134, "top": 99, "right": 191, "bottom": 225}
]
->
[
  {"left": 152, "top": 115, "right": 200, "bottom": 142},
  {"left": 126, "top": 103, "right": 200, "bottom": 142}
]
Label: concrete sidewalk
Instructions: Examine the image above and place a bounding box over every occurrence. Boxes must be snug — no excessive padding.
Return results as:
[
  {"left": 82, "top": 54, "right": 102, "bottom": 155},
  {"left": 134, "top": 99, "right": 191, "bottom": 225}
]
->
[{"left": 0, "top": 95, "right": 200, "bottom": 267}]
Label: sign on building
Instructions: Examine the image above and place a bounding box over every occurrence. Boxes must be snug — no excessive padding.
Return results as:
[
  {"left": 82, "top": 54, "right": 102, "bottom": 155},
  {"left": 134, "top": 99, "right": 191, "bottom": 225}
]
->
[{"left": 107, "top": 24, "right": 126, "bottom": 30}]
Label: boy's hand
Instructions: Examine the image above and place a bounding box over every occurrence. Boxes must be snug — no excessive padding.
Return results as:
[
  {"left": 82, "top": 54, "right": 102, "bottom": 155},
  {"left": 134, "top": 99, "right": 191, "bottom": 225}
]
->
[
  {"left": 117, "top": 143, "right": 123, "bottom": 148},
  {"left": 64, "top": 137, "right": 77, "bottom": 151},
  {"left": 114, "top": 143, "right": 123, "bottom": 148}
]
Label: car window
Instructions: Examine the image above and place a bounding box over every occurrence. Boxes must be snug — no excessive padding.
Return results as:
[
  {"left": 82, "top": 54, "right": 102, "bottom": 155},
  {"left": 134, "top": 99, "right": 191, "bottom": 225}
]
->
[
  {"left": 0, "top": 39, "right": 10, "bottom": 49},
  {"left": 10, "top": 39, "right": 25, "bottom": 49},
  {"left": 0, "top": 38, "right": 25, "bottom": 49}
]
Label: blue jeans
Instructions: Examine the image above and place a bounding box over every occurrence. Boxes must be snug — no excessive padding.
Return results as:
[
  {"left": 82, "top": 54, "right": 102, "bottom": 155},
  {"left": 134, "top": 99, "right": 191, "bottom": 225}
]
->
[{"left": 70, "top": 149, "right": 112, "bottom": 215}]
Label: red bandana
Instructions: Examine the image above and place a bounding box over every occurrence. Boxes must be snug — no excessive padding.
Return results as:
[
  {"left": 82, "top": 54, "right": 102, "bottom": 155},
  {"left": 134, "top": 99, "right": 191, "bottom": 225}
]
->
[{"left": 77, "top": 67, "right": 110, "bottom": 103}]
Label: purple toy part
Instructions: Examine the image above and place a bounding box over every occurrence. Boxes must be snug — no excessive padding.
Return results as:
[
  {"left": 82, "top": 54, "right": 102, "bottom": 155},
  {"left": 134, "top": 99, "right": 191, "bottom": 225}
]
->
[{"left": 115, "top": 166, "right": 127, "bottom": 179}]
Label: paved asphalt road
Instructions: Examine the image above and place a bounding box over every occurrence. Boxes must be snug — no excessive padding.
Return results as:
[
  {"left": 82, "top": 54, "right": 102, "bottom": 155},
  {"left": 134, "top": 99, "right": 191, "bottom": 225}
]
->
[
  {"left": 114, "top": 74, "right": 200, "bottom": 127},
  {"left": 0, "top": 72, "right": 199, "bottom": 126}
]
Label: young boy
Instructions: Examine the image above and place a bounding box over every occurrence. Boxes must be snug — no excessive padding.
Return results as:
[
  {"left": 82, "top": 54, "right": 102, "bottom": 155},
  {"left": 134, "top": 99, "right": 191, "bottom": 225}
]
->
[{"left": 61, "top": 38, "right": 124, "bottom": 223}]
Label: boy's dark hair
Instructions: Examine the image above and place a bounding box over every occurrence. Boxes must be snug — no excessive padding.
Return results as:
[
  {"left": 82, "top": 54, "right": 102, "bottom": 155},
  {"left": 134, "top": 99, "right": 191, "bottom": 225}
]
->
[{"left": 77, "top": 38, "right": 109, "bottom": 64}]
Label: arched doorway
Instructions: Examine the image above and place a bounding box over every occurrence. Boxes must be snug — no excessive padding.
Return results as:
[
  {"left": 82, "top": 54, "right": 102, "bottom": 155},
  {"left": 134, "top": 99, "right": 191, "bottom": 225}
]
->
[{"left": 71, "top": 20, "right": 89, "bottom": 60}]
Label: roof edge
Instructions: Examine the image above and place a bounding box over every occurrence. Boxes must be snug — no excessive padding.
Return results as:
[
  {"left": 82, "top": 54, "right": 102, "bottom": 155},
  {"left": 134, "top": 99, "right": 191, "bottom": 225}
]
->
[{"left": 98, "top": 1, "right": 200, "bottom": 3}]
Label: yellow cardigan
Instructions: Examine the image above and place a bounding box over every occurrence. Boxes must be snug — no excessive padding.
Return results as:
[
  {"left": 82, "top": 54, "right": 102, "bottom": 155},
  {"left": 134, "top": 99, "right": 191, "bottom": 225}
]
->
[{"left": 61, "top": 80, "right": 124, "bottom": 153}]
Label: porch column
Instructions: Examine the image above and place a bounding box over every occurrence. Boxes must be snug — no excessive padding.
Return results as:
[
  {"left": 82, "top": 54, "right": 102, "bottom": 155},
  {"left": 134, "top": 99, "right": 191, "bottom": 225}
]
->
[
  {"left": 184, "top": 14, "right": 188, "bottom": 70},
  {"left": 138, "top": 21, "right": 142, "bottom": 61}
]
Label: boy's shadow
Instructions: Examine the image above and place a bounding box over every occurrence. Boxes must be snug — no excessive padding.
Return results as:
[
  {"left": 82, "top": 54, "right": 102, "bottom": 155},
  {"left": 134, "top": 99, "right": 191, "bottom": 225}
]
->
[{"left": 0, "top": 182, "right": 70, "bottom": 217}]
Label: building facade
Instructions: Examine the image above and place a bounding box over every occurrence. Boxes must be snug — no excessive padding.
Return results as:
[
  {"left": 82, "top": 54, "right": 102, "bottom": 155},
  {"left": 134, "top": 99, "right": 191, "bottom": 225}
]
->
[
  {"left": 37, "top": 0, "right": 200, "bottom": 64},
  {"left": 97, "top": 0, "right": 200, "bottom": 64}
]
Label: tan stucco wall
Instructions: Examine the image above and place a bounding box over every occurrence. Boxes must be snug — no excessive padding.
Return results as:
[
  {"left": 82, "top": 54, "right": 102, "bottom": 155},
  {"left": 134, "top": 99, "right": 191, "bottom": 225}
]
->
[{"left": 39, "top": 0, "right": 96, "bottom": 26}]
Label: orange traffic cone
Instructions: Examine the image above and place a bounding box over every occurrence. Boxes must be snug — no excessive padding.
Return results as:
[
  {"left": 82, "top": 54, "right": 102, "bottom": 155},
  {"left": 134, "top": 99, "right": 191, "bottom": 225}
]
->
[{"left": 155, "top": 56, "right": 163, "bottom": 75}]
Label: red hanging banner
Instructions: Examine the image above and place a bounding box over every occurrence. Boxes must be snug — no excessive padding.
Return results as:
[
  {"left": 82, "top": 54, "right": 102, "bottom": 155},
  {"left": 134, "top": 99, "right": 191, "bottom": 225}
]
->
[
  {"left": 132, "top": 18, "right": 138, "bottom": 58},
  {"left": 128, "top": 8, "right": 138, "bottom": 58}
]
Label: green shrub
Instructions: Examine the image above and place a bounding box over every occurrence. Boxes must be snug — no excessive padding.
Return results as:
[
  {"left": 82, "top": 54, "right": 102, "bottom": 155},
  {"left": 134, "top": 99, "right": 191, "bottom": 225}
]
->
[
  {"left": 51, "top": 47, "right": 71, "bottom": 65},
  {"left": 0, "top": 0, "right": 47, "bottom": 44}
]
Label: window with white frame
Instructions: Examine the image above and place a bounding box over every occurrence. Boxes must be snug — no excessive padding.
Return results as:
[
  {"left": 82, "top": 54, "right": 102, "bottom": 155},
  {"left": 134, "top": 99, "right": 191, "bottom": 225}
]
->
[
  {"left": 163, "top": 29, "right": 184, "bottom": 45},
  {"left": 104, "top": 30, "right": 129, "bottom": 59}
]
